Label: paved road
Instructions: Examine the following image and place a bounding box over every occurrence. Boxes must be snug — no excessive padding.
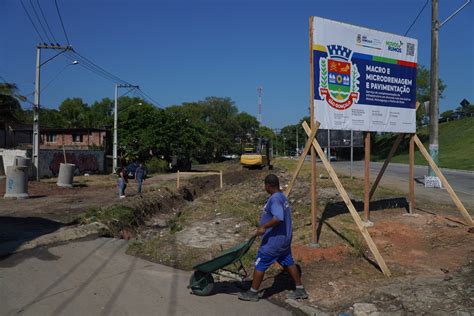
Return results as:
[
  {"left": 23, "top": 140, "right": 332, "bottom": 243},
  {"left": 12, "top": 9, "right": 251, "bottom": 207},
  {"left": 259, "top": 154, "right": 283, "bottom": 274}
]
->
[
  {"left": 331, "top": 161, "right": 474, "bottom": 210},
  {"left": 0, "top": 238, "right": 291, "bottom": 316}
]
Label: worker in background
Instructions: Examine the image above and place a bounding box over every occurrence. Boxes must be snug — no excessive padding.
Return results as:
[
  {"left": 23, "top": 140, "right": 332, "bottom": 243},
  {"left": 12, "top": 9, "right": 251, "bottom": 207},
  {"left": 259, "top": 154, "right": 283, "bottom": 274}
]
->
[{"left": 135, "top": 163, "right": 146, "bottom": 194}]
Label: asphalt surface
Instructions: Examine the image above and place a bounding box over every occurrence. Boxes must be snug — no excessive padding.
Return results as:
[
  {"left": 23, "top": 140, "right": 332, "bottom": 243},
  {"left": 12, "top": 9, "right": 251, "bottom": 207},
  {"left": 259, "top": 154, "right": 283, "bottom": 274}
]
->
[
  {"left": 0, "top": 238, "right": 291, "bottom": 316},
  {"left": 331, "top": 161, "right": 474, "bottom": 210}
]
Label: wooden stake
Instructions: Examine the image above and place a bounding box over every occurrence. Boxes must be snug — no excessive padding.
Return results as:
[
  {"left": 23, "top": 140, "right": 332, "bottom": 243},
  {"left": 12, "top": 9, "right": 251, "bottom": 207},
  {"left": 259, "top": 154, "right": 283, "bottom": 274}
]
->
[
  {"left": 364, "top": 132, "right": 371, "bottom": 221},
  {"left": 309, "top": 16, "right": 318, "bottom": 244},
  {"left": 285, "top": 122, "right": 320, "bottom": 197},
  {"left": 220, "top": 170, "right": 223, "bottom": 189},
  {"left": 409, "top": 134, "right": 415, "bottom": 213},
  {"left": 177, "top": 170, "right": 180, "bottom": 189},
  {"left": 62, "top": 145, "right": 67, "bottom": 164},
  {"left": 303, "top": 121, "right": 391, "bottom": 276},
  {"left": 369, "top": 134, "right": 404, "bottom": 200},
  {"left": 414, "top": 135, "right": 473, "bottom": 225}
]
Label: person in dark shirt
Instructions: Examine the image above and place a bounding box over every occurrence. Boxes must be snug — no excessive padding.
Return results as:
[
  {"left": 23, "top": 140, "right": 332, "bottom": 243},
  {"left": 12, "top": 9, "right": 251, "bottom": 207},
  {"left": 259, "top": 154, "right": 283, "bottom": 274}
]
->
[
  {"left": 135, "top": 163, "right": 146, "bottom": 194},
  {"left": 238, "top": 174, "right": 308, "bottom": 302}
]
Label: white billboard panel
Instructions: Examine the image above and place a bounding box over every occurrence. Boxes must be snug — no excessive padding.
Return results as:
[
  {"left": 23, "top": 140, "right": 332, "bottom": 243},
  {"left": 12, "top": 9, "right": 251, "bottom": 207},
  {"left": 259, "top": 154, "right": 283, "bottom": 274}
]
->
[{"left": 312, "top": 17, "right": 418, "bottom": 133}]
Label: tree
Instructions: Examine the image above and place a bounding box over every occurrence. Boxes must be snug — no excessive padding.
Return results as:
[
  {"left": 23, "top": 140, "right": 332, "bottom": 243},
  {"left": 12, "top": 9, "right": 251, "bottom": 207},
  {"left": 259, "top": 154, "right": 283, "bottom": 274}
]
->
[
  {"left": 440, "top": 110, "right": 454, "bottom": 121},
  {"left": 118, "top": 97, "right": 163, "bottom": 161},
  {"left": 89, "top": 97, "right": 113, "bottom": 128},
  {"left": 0, "top": 83, "right": 25, "bottom": 120},
  {"left": 416, "top": 65, "right": 447, "bottom": 125},
  {"left": 59, "top": 98, "right": 89, "bottom": 128}
]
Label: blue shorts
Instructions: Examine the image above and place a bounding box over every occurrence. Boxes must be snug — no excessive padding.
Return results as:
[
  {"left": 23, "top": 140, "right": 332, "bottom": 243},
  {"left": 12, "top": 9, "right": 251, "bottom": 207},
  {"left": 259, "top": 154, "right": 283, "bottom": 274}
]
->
[{"left": 255, "top": 250, "right": 295, "bottom": 272}]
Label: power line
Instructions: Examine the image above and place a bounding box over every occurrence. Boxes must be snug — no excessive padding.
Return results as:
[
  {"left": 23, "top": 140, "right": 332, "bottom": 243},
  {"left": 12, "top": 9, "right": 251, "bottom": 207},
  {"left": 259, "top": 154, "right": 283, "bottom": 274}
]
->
[
  {"left": 40, "top": 63, "right": 70, "bottom": 93},
  {"left": 20, "top": 0, "right": 46, "bottom": 43},
  {"left": 54, "top": 0, "right": 70, "bottom": 45},
  {"left": 137, "top": 88, "right": 164, "bottom": 108},
  {"left": 70, "top": 50, "right": 131, "bottom": 85},
  {"left": 28, "top": 0, "right": 53, "bottom": 43},
  {"left": 36, "top": 0, "right": 58, "bottom": 44},
  {"left": 405, "top": 0, "right": 429, "bottom": 36}
]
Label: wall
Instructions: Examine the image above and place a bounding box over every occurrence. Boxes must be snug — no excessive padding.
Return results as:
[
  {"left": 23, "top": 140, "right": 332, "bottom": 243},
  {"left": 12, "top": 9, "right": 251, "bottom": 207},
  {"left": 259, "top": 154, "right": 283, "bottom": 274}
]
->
[
  {"left": 41, "top": 130, "right": 106, "bottom": 149},
  {"left": 39, "top": 149, "right": 105, "bottom": 178}
]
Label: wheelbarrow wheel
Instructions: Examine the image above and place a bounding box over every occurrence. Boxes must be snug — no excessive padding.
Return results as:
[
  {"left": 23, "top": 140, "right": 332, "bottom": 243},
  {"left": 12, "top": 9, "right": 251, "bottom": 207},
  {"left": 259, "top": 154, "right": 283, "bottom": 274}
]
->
[{"left": 189, "top": 271, "right": 214, "bottom": 296}]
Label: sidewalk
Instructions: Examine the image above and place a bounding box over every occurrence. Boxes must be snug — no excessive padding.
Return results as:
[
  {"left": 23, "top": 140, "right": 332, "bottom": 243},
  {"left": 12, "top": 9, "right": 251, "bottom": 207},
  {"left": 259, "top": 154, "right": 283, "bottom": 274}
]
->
[{"left": 0, "top": 238, "right": 291, "bottom": 316}]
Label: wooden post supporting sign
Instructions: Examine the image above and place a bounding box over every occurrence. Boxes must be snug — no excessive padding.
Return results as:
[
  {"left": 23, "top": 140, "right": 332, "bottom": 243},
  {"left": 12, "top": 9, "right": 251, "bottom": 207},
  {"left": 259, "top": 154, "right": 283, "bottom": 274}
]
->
[
  {"left": 303, "top": 121, "right": 391, "bottom": 276},
  {"left": 364, "top": 132, "right": 371, "bottom": 221},
  {"left": 309, "top": 16, "right": 318, "bottom": 244},
  {"left": 409, "top": 134, "right": 415, "bottom": 213}
]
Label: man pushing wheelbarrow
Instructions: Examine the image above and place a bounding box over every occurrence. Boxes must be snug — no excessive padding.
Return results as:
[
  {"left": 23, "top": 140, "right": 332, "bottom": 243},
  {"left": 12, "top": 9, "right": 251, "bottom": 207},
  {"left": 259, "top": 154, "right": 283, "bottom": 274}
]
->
[
  {"left": 237, "top": 174, "right": 308, "bottom": 302},
  {"left": 188, "top": 174, "right": 307, "bottom": 301}
]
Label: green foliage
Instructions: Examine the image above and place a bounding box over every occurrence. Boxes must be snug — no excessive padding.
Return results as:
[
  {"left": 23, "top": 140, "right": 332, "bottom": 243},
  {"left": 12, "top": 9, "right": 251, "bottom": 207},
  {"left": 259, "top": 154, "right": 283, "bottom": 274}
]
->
[
  {"left": 0, "top": 83, "right": 24, "bottom": 120},
  {"left": 59, "top": 97, "right": 89, "bottom": 128},
  {"left": 441, "top": 110, "right": 454, "bottom": 120},
  {"left": 145, "top": 157, "right": 169, "bottom": 174},
  {"left": 416, "top": 64, "right": 447, "bottom": 127}
]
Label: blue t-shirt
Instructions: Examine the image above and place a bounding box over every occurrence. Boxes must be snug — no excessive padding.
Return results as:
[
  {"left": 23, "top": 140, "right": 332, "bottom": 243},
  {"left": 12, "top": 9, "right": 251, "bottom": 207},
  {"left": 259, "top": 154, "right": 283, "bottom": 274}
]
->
[
  {"left": 259, "top": 191, "right": 292, "bottom": 257},
  {"left": 135, "top": 166, "right": 145, "bottom": 180}
]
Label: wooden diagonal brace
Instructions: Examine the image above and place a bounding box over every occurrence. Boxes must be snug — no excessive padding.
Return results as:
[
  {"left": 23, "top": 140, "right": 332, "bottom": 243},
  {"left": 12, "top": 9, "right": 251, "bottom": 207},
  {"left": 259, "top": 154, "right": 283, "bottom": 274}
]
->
[
  {"left": 285, "top": 122, "right": 320, "bottom": 197},
  {"left": 303, "top": 121, "right": 391, "bottom": 276},
  {"left": 413, "top": 135, "right": 473, "bottom": 226},
  {"left": 369, "top": 133, "right": 405, "bottom": 200}
]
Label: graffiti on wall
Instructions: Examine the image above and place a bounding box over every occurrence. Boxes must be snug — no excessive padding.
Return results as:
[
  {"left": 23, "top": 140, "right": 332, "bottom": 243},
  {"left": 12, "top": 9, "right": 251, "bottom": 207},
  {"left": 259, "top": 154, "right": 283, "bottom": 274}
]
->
[{"left": 49, "top": 152, "right": 100, "bottom": 176}]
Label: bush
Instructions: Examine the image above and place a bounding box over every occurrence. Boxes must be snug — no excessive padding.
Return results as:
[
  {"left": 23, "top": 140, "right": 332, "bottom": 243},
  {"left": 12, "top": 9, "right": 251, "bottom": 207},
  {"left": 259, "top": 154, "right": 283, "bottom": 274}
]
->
[{"left": 145, "top": 157, "right": 168, "bottom": 174}]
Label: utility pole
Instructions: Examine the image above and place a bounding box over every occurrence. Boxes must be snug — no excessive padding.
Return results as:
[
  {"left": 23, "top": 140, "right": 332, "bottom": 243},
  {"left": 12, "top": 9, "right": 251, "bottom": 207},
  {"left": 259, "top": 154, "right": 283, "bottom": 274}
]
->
[
  {"left": 257, "top": 86, "right": 263, "bottom": 124},
  {"left": 113, "top": 84, "right": 139, "bottom": 172},
  {"left": 428, "top": 0, "right": 470, "bottom": 176},
  {"left": 429, "top": 0, "right": 439, "bottom": 176},
  {"left": 33, "top": 44, "right": 72, "bottom": 181}
]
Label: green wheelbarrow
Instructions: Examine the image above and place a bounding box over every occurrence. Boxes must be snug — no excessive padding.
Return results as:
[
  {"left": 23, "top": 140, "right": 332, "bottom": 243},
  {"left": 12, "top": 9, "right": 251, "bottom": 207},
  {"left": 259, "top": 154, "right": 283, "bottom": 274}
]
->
[{"left": 188, "top": 235, "right": 257, "bottom": 296}]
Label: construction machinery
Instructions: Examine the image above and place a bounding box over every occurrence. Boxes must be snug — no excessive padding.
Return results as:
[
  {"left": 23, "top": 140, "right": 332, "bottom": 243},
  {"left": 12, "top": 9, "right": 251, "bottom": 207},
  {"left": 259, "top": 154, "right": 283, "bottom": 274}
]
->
[{"left": 240, "top": 138, "right": 272, "bottom": 169}]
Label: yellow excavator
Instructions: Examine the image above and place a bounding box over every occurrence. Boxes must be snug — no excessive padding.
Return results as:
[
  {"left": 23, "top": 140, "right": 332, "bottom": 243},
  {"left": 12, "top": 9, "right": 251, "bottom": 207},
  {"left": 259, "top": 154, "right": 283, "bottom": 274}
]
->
[{"left": 240, "top": 138, "right": 273, "bottom": 169}]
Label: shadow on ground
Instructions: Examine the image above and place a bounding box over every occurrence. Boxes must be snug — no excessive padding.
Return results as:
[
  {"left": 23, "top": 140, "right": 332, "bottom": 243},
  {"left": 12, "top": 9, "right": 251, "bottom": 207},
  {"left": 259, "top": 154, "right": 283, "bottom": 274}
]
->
[{"left": 0, "top": 216, "right": 66, "bottom": 258}]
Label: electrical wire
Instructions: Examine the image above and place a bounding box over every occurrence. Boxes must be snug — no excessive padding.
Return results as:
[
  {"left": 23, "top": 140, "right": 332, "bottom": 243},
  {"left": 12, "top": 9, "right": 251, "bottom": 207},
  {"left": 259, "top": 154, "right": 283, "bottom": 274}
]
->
[
  {"left": 70, "top": 50, "right": 131, "bottom": 85},
  {"left": 36, "top": 0, "right": 58, "bottom": 44},
  {"left": 136, "top": 88, "right": 164, "bottom": 108},
  {"left": 28, "top": 0, "right": 54, "bottom": 44},
  {"left": 20, "top": 0, "right": 46, "bottom": 43},
  {"left": 19, "top": 1, "right": 165, "bottom": 109},
  {"left": 54, "top": 0, "right": 70, "bottom": 45},
  {"left": 405, "top": 0, "right": 429, "bottom": 36},
  {"left": 40, "top": 63, "right": 70, "bottom": 93}
]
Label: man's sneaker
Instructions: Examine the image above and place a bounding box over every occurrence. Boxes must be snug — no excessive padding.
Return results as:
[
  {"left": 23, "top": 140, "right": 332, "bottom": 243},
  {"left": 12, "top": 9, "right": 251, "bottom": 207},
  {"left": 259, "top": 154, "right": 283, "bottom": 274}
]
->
[
  {"left": 238, "top": 290, "right": 259, "bottom": 302},
  {"left": 287, "top": 287, "right": 308, "bottom": 300}
]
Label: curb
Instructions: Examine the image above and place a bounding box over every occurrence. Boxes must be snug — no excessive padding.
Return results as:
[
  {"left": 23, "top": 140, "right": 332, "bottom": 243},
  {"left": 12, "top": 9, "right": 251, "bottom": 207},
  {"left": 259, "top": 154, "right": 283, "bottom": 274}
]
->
[
  {"left": 0, "top": 222, "right": 106, "bottom": 257},
  {"left": 285, "top": 299, "right": 329, "bottom": 316}
]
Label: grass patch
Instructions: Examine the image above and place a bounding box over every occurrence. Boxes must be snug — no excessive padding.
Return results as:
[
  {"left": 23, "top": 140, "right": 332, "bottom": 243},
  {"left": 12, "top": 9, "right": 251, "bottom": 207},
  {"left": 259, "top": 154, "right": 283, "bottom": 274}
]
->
[
  {"left": 341, "top": 227, "right": 368, "bottom": 258},
  {"left": 79, "top": 205, "right": 138, "bottom": 236},
  {"left": 374, "top": 117, "right": 474, "bottom": 170}
]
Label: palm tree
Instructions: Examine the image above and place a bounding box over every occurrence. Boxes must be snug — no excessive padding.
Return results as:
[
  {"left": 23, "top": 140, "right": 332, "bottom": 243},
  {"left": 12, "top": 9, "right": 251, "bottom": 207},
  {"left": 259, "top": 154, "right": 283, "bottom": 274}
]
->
[{"left": 0, "top": 83, "right": 26, "bottom": 120}]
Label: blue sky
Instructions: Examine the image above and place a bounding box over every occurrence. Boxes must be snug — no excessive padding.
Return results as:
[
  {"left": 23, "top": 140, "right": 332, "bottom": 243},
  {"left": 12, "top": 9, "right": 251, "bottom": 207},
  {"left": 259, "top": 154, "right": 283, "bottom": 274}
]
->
[{"left": 1, "top": 0, "right": 473, "bottom": 128}]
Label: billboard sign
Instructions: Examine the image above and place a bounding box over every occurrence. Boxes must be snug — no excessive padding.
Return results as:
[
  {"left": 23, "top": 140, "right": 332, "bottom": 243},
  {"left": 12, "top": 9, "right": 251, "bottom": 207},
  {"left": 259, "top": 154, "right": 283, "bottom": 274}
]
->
[{"left": 312, "top": 17, "right": 418, "bottom": 133}]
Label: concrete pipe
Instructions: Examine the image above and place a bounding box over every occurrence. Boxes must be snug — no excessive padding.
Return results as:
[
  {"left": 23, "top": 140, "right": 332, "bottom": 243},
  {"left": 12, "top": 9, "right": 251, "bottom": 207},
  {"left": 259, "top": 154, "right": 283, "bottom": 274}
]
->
[
  {"left": 4, "top": 165, "right": 29, "bottom": 199},
  {"left": 57, "top": 163, "right": 75, "bottom": 188},
  {"left": 15, "top": 156, "right": 30, "bottom": 169}
]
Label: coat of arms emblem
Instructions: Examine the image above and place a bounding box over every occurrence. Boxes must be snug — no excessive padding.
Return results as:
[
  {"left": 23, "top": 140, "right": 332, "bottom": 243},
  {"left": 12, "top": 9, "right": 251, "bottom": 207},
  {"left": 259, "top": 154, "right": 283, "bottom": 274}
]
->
[{"left": 319, "top": 45, "right": 360, "bottom": 110}]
